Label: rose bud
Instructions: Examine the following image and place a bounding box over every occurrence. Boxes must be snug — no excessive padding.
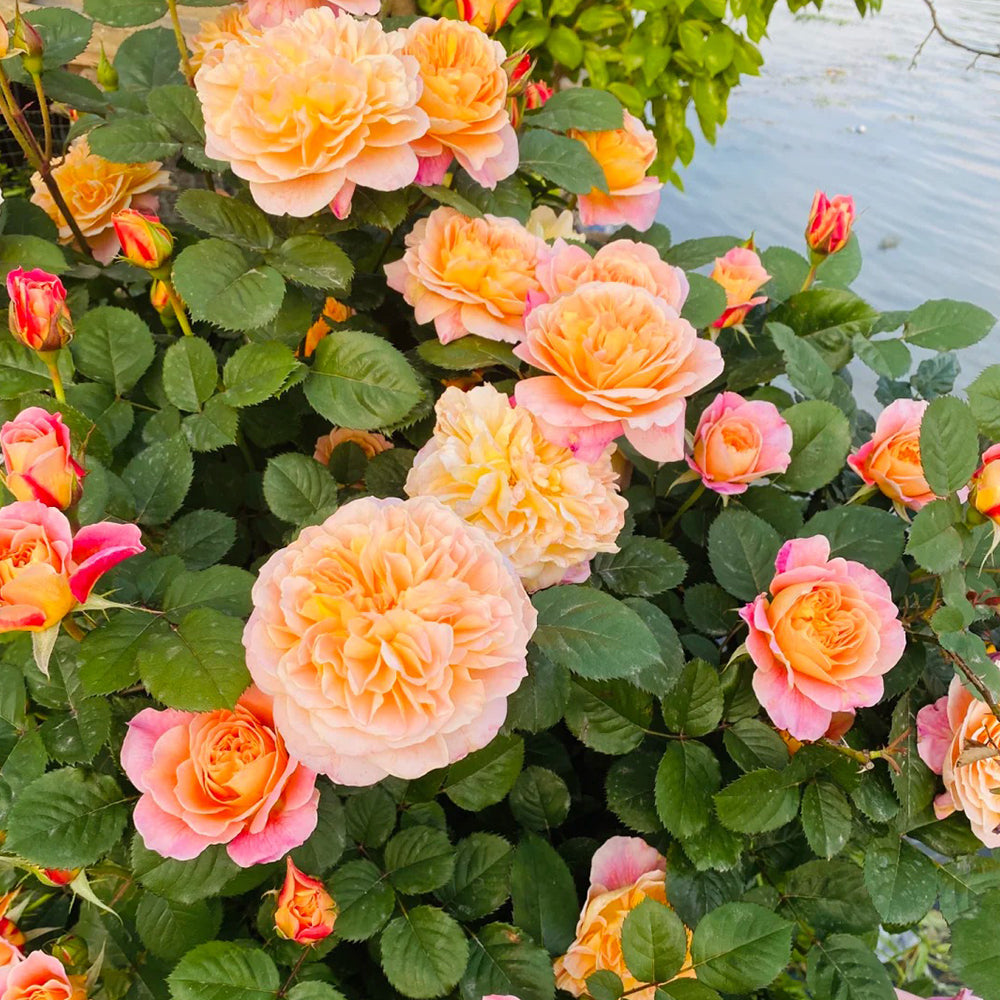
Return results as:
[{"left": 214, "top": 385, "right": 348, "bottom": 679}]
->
[
  {"left": 524, "top": 80, "right": 553, "bottom": 110},
  {"left": 456, "top": 0, "right": 522, "bottom": 32},
  {"left": 274, "top": 857, "right": 336, "bottom": 944},
  {"left": 96, "top": 44, "right": 118, "bottom": 91},
  {"left": 972, "top": 444, "right": 1000, "bottom": 523},
  {"left": 0, "top": 17, "right": 9, "bottom": 59},
  {"left": 805, "top": 190, "right": 855, "bottom": 258},
  {"left": 0, "top": 408, "right": 85, "bottom": 510},
  {"left": 37, "top": 868, "right": 81, "bottom": 888},
  {"left": 10, "top": 8, "right": 43, "bottom": 75},
  {"left": 709, "top": 246, "right": 770, "bottom": 328},
  {"left": 6, "top": 268, "right": 74, "bottom": 352},
  {"left": 50, "top": 935, "right": 88, "bottom": 973},
  {"left": 0, "top": 917, "right": 24, "bottom": 950},
  {"left": 112, "top": 209, "right": 174, "bottom": 271},
  {"left": 503, "top": 51, "right": 532, "bottom": 89}
]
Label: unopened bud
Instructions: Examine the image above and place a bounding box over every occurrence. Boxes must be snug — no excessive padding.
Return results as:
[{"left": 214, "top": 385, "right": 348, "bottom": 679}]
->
[
  {"left": 6, "top": 267, "right": 73, "bottom": 352},
  {"left": 112, "top": 209, "right": 174, "bottom": 270},
  {"left": 96, "top": 44, "right": 118, "bottom": 91},
  {"left": 11, "top": 5, "right": 43, "bottom": 76},
  {"left": 50, "top": 934, "right": 89, "bottom": 974}
]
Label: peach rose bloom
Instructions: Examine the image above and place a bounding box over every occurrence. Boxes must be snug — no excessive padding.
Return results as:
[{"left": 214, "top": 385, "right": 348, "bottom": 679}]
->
[
  {"left": 120, "top": 686, "right": 319, "bottom": 867},
  {"left": 1, "top": 409, "right": 84, "bottom": 510},
  {"left": 243, "top": 496, "right": 536, "bottom": 785},
  {"left": 247, "top": 0, "right": 379, "bottom": 28},
  {"left": 405, "top": 18, "right": 517, "bottom": 188},
  {"left": 274, "top": 857, "right": 336, "bottom": 943},
  {"left": 972, "top": 443, "right": 1000, "bottom": 522},
  {"left": 189, "top": 7, "right": 261, "bottom": 72},
  {"left": 314, "top": 427, "right": 393, "bottom": 465},
  {"left": 405, "top": 385, "right": 627, "bottom": 592},
  {"left": 533, "top": 238, "right": 688, "bottom": 313},
  {"left": 687, "top": 391, "right": 792, "bottom": 495},
  {"left": 919, "top": 675, "right": 1000, "bottom": 849},
  {"left": 0, "top": 952, "right": 81, "bottom": 1000},
  {"left": 555, "top": 837, "right": 694, "bottom": 999},
  {"left": 30, "top": 139, "right": 168, "bottom": 265},
  {"left": 513, "top": 281, "right": 723, "bottom": 463},
  {"left": 0, "top": 501, "right": 143, "bottom": 632},
  {"left": 568, "top": 113, "right": 663, "bottom": 232},
  {"left": 709, "top": 247, "right": 770, "bottom": 328},
  {"left": 848, "top": 399, "right": 936, "bottom": 511},
  {"left": 385, "top": 207, "right": 546, "bottom": 344},
  {"left": 196, "top": 10, "right": 429, "bottom": 218},
  {"left": 740, "top": 535, "right": 905, "bottom": 741},
  {"left": 0, "top": 936, "right": 22, "bottom": 977}
]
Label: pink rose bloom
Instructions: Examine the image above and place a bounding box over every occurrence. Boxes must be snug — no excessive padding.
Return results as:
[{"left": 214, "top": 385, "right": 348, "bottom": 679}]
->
[
  {"left": 916, "top": 695, "right": 952, "bottom": 774},
  {"left": 513, "top": 281, "right": 723, "bottom": 463},
  {"left": 532, "top": 238, "right": 688, "bottom": 313},
  {"left": 121, "top": 686, "right": 319, "bottom": 867},
  {"left": 243, "top": 496, "right": 536, "bottom": 785},
  {"left": 568, "top": 113, "right": 662, "bottom": 231},
  {"left": 896, "top": 991, "right": 981, "bottom": 1000},
  {"left": 0, "top": 952, "right": 76, "bottom": 1000},
  {"left": 196, "top": 10, "right": 429, "bottom": 218},
  {"left": 928, "top": 674, "right": 1000, "bottom": 848},
  {"left": 687, "top": 391, "right": 792, "bottom": 495},
  {"left": 247, "top": 0, "right": 379, "bottom": 28},
  {"left": 709, "top": 247, "right": 770, "bottom": 328},
  {"left": 740, "top": 535, "right": 905, "bottom": 741},
  {"left": 848, "top": 399, "right": 937, "bottom": 511},
  {"left": 385, "top": 207, "right": 546, "bottom": 344},
  {"left": 0, "top": 408, "right": 85, "bottom": 510}
]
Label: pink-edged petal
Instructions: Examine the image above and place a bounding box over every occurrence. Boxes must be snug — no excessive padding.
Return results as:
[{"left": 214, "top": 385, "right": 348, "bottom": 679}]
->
[
  {"left": 415, "top": 152, "right": 454, "bottom": 186},
  {"left": 916, "top": 695, "right": 952, "bottom": 775},
  {"left": 120, "top": 707, "right": 194, "bottom": 790},
  {"left": 226, "top": 790, "right": 320, "bottom": 867},
  {"left": 623, "top": 419, "right": 685, "bottom": 463},
  {"left": 133, "top": 794, "right": 219, "bottom": 861},
  {"left": 69, "top": 522, "right": 144, "bottom": 602},
  {"left": 589, "top": 836, "right": 665, "bottom": 893},
  {"left": 753, "top": 662, "right": 833, "bottom": 741},
  {"left": 773, "top": 535, "right": 831, "bottom": 575}
]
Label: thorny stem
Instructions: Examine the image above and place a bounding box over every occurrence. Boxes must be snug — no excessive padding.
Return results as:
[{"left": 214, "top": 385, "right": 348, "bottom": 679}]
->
[
  {"left": 945, "top": 650, "right": 1000, "bottom": 725},
  {"left": 167, "top": 0, "right": 196, "bottom": 87},
  {"left": 818, "top": 732, "right": 910, "bottom": 775},
  {"left": 29, "top": 71, "right": 52, "bottom": 161}
]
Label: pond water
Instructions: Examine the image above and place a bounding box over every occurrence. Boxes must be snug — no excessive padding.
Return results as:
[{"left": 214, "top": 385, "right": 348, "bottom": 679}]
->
[{"left": 658, "top": 0, "right": 1000, "bottom": 375}]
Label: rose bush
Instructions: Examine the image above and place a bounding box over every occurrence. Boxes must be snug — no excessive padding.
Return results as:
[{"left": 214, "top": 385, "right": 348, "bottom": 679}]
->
[{"left": 0, "top": 3, "right": 996, "bottom": 1000}]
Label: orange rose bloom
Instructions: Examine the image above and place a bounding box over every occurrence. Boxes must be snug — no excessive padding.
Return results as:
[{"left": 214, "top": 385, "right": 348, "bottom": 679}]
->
[
  {"left": 314, "top": 427, "right": 392, "bottom": 465},
  {"left": 0, "top": 408, "right": 84, "bottom": 510},
  {"left": 0, "top": 952, "right": 82, "bottom": 1000},
  {"left": 274, "top": 857, "right": 336, "bottom": 943},
  {"left": 30, "top": 139, "right": 168, "bottom": 264},
  {"left": 555, "top": 837, "right": 694, "bottom": 999}
]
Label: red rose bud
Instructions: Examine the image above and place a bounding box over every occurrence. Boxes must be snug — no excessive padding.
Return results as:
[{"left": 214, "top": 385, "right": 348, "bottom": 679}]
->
[
  {"left": 10, "top": 7, "right": 43, "bottom": 75},
  {"left": 6, "top": 268, "right": 73, "bottom": 352},
  {"left": 805, "top": 190, "right": 855, "bottom": 258},
  {"left": 274, "top": 857, "right": 336, "bottom": 944},
  {"left": 524, "top": 80, "right": 553, "bottom": 110},
  {"left": 456, "top": 0, "right": 522, "bottom": 33},
  {"left": 39, "top": 868, "right": 80, "bottom": 887},
  {"left": 112, "top": 209, "right": 174, "bottom": 270},
  {"left": 504, "top": 52, "right": 532, "bottom": 89}
]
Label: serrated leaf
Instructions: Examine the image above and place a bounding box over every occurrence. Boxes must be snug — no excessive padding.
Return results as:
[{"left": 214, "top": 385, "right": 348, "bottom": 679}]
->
[
  {"left": 329, "top": 859, "right": 395, "bottom": 941},
  {"left": 72, "top": 306, "right": 155, "bottom": 394},
  {"left": 621, "top": 897, "right": 688, "bottom": 983},
  {"left": 162, "top": 337, "right": 218, "bottom": 412},
  {"left": 805, "top": 934, "right": 895, "bottom": 1000},
  {"left": 708, "top": 508, "right": 781, "bottom": 602},
  {"left": 595, "top": 538, "right": 687, "bottom": 596},
  {"left": 268, "top": 235, "right": 353, "bottom": 290},
  {"left": 519, "top": 129, "right": 607, "bottom": 194},
  {"left": 381, "top": 906, "right": 468, "bottom": 1000},
  {"left": 437, "top": 833, "right": 513, "bottom": 921},
  {"left": 801, "top": 781, "right": 852, "bottom": 859},
  {"left": 778, "top": 400, "right": 852, "bottom": 493},
  {"left": 565, "top": 676, "right": 652, "bottom": 754},
  {"left": 385, "top": 826, "right": 455, "bottom": 894},
  {"left": 862, "top": 835, "right": 937, "bottom": 924},
  {"left": 263, "top": 453, "right": 338, "bottom": 525},
  {"left": 136, "top": 894, "right": 222, "bottom": 962},
  {"left": 919, "top": 395, "right": 979, "bottom": 495},
  {"left": 460, "top": 922, "right": 555, "bottom": 1000},
  {"left": 175, "top": 190, "right": 275, "bottom": 251},
  {"left": 510, "top": 834, "right": 578, "bottom": 954},
  {"left": 661, "top": 660, "right": 723, "bottom": 737},
  {"left": 122, "top": 435, "right": 193, "bottom": 525},
  {"left": 508, "top": 767, "right": 570, "bottom": 833},
  {"left": 131, "top": 837, "right": 239, "bottom": 905},
  {"left": 222, "top": 342, "right": 298, "bottom": 408},
  {"left": 444, "top": 734, "right": 524, "bottom": 810},
  {"left": 655, "top": 741, "right": 720, "bottom": 839},
  {"left": 714, "top": 769, "right": 800, "bottom": 834},
  {"left": 903, "top": 298, "right": 996, "bottom": 351},
  {"left": 168, "top": 942, "right": 279, "bottom": 1000},
  {"left": 524, "top": 88, "right": 624, "bottom": 131}
]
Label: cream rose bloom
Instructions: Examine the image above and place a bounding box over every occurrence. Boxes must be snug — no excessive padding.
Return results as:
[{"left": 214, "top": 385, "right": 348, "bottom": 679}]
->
[
  {"left": 30, "top": 138, "right": 168, "bottom": 264},
  {"left": 242, "top": 496, "right": 536, "bottom": 785},
  {"left": 246, "top": 0, "right": 379, "bottom": 28},
  {"left": 196, "top": 9, "right": 429, "bottom": 218},
  {"left": 385, "top": 207, "right": 546, "bottom": 344},
  {"left": 405, "top": 385, "right": 627, "bottom": 592},
  {"left": 405, "top": 18, "right": 517, "bottom": 188},
  {"left": 190, "top": 6, "right": 261, "bottom": 73}
]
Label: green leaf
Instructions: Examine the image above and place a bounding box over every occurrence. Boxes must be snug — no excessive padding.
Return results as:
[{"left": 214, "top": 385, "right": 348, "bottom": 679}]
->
[
  {"left": 136, "top": 894, "right": 222, "bottom": 962},
  {"left": 385, "top": 827, "right": 455, "bottom": 894},
  {"left": 72, "top": 306, "right": 155, "bottom": 394},
  {"left": 606, "top": 751, "right": 663, "bottom": 835},
  {"left": 417, "top": 185, "right": 485, "bottom": 218},
  {"left": 131, "top": 838, "right": 239, "bottom": 905},
  {"left": 437, "top": 833, "right": 513, "bottom": 921},
  {"left": 862, "top": 835, "right": 938, "bottom": 924},
  {"left": 267, "top": 235, "right": 353, "bottom": 290},
  {"left": 114, "top": 27, "right": 184, "bottom": 91},
  {"left": 525, "top": 87, "right": 623, "bottom": 131},
  {"left": 906, "top": 498, "right": 963, "bottom": 573},
  {"left": 380, "top": 907, "right": 469, "bottom": 1000},
  {"left": 454, "top": 173, "right": 532, "bottom": 224},
  {"left": 778, "top": 400, "right": 852, "bottom": 493},
  {"left": 722, "top": 718, "right": 790, "bottom": 773},
  {"left": 263, "top": 453, "right": 338, "bottom": 525},
  {"left": 20, "top": 7, "right": 92, "bottom": 68},
  {"left": 345, "top": 785, "right": 396, "bottom": 847},
  {"left": 800, "top": 506, "right": 905, "bottom": 572},
  {"left": 919, "top": 395, "right": 980, "bottom": 495},
  {"left": 779, "top": 860, "right": 880, "bottom": 936},
  {"left": 621, "top": 897, "right": 688, "bottom": 984},
  {"left": 163, "top": 565, "right": 254, "bottom": 620},
  {"left": 852, "top": 335, "right": 911, "bottom": 379},
  {"left": 6, "top": 767, "right": 128, "bottom": 868},
  {"left": 968, "top": 364, "right": 1000, "bottom": 438},
  {"left": 77, "top": 613, "right": 166, "bottom": 695},
  {"left": 162, "top": 337, "right": 218, "bottom": 412},
  {"left": 509, "top": 767, "right": 570, "bottom": 833},
  {"left": 173, "top": 240, "right": 285, "bottom": 333},
  {"left": 564, "top": 676, "right": 652, "bottom": 754},
  {"left": 708, "top": 508, "right": 781, "bottom": 602},
  {"left": 656, "top": 985, "right": 722, "bottom": 1000},
  {"left": 304, "top": 329, "right": 423, "bottom": 430},
  {"left": 148, "top": 85, "right": 206, "bottom": 144},
  {"left": 595, "top": 538, "right": 687, "bottom": 596},
  {"left": 655, "top": 741, "right": 721, "bottom": 839},
  {"left": 805, "top": 934, "right": 895, "bottom": 1000},
  {"left": 292, "top": 791, "right": 346, "bottom": 875},
  {"left": 680, "top": 273, "right": 727, "bottom": 329},
  {"left": 162, "top": 510, "right": 236, "bottom": 571},
  {"left": 85, "top": 0, "right": 167, "bottom": 26},
  {"left": 770, "top": 322, "right": 835, "bottom": 400},
  {"left": 903, "top": 298, "right": 996, "bottom": 350},
  {"left": 504, "top": 650, "right": 570, "bottom": 734},
  {"left": 88, "top": 119, "right": 180, "bottom": 162},
  {"left": 689, "top": 903, "right": 792, "bottom": 994},
  {"left": 510, "top": 834, "right": 578, "bottom": 954},
  {"left": 460, "top": 922, "right": 555, "bottom": 1000},
  {"left": 586, "top": 971, "right": 624, "bottom": 1000},
  {"left": 182, "top": 398, "right": 239, "bottom": 452},
  {"left": 770, "top": 289, "right": 877, "bottom": 341},
  {"left": 416, "top": 336, "right": 519, "bottom": 373},
  {"left": 801, "top": 781, "right": 852, "bottom": 859},
  {"left": 519, "top": 129, "right": 607, "bottom": 194},
  {"left": 136, "top": 609, "right": 249, "bottom": 712},
  {"left": 444, "top": 734, "right": 524, "bottom": 810},
  {"left": 329, "top": 859, "right": 395, "bottom": 941},
  {"left": 760, "top": 246, "right": 810, "bottom": 303},
  {"left": 952, "top": 897, "right": 1000, "bottom": 1000},
  {"left": 660, "top": 660, "right": 723, "bottom": 737},
  {"left": 222, "top": 342, "right": 298, "bottom": 408},
  {"left": 622, "top": 598, "right": 686, "bottom": 697},
  {"left": 168, "top": 942, "right": 279, "bottom": 1000},
  {"left": 175, "top": 190, "right": 275, "bottom": 251},
  {"left": 663, "top": 236, "right": 741, "bottom": 271},
  {"left": 0, "top": 234, "right": 67, "bottom": 279},
  {"left": 531, "top": 586, "right": 660, "bottom": 681},
  {"left": 714, "top": 769, "right": 800, "bottom": 834},
  {"left": 122, "top": 436, "right": 194, "bottom": 525}
]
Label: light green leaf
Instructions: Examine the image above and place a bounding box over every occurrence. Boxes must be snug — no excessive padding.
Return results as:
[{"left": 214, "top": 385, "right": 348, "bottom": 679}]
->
[
  {"left": 122, "top": 435, "right": 193, "bottom": 525},
  {"left": 263, "top": 453, "right": 338, "bottom": 525},
  {"left": 903, "top": 298, "right": 996, "bottom": 351},
  {"left": 621, "top": 897, "right": 688, "bottom": 984},
  {"left": 162, "top": 337, "right": 218, "bottom": 412},
  {"left": 222, "top": 342, "right": 298, "bottom": 408},
  {"left": 72, "top": 306, "right": 155, "bottom": 394},
  {"left": 778, "top": 399, "right": 852, "bottom": 493},
  {"left": 919, "top": 395, "right": 980, "bottom": 495},
  {"left": 524, "top": 88, "right": 624, "bottom": 131},
  {"left": 167, "top": 942, "right": 279, "bottom": 1000},
  {"left": 708, "top": 508, "right": 781, "bottom": 602},
  {"left": 381, "top": 906, "right": 469, "bottom": 999}
]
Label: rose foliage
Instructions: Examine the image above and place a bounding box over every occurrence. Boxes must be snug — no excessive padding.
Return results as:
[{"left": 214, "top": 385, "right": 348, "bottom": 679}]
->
[{"left": 0, "top": 4, "right": 998, "bottom": 1000}]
